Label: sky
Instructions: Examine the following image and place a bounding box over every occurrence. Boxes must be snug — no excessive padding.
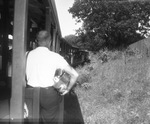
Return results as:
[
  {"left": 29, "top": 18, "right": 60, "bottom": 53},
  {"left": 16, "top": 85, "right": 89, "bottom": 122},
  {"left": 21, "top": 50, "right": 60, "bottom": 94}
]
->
[{"left": 55, "top": 0, "right": 82, "bottom": 37}]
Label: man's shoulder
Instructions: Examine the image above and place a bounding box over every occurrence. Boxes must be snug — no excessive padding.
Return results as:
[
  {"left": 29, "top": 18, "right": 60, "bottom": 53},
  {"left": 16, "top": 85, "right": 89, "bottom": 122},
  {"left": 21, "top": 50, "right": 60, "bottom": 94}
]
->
[{"left": 50, "top": 51, "right": 63, "bottom": 58}]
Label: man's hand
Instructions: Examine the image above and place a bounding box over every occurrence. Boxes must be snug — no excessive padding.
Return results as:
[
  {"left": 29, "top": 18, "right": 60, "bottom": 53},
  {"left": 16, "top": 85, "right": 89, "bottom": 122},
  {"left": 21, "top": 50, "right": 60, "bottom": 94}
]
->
[
  {"left": 58, "top": 84, "right": 69, "bottom": 95},
  {"left": 24, "top": 103, "right": 29, "bottom": 118},
  {"left": 60, "top": 89, "right": 69, "bottom": 95}
]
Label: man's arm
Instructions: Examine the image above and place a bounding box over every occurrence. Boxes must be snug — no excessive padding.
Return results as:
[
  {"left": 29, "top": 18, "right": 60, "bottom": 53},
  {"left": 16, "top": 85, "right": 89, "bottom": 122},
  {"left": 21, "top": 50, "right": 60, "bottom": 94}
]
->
[{"left": 61, "top": 65, "right": 78, "bottom": 95}]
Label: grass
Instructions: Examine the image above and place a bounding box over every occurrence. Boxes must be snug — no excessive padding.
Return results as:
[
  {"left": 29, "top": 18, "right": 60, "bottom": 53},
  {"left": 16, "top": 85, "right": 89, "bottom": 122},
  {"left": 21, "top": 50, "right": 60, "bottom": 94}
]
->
[{"left": 75, "top": 50, "right": 150, "bottom": 124}]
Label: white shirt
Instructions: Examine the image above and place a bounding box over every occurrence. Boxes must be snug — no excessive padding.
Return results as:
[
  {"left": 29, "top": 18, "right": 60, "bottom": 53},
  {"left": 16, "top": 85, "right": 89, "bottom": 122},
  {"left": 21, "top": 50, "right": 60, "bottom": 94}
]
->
[{"left": 26, "top": 47, "right": 69, "bottom": 87}]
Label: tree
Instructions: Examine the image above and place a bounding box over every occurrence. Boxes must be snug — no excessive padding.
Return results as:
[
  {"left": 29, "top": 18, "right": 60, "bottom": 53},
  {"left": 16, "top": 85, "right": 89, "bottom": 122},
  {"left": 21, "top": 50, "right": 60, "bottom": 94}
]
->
[
  {"left": 64, "top": 35, "right": 79, "bottom": 47},
  {"left": 69, "top": 0, "right": 150, "bottom": 51},
  {"left": 64, "top": 34, "right": 89, "bottom": 49}
]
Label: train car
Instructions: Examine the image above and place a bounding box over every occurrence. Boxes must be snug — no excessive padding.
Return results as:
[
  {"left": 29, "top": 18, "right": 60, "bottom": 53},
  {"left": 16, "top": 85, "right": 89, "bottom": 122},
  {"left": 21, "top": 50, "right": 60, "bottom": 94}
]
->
[
  {"left": 0, "top": 0, "right": 63, "bottom": 123},
  {"left": 60, "top": 38, "right": 76, "bottom": 65},
  {"left": 60, "top": 39, "right": 90, "bottom": 67}
]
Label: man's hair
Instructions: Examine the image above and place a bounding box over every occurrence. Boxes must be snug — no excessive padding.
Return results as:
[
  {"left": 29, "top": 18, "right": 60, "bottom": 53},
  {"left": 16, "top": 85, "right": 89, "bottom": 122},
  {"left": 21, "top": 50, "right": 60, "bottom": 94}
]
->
[{"left": 36, "top": 30, "right": 51, "bottom": 43}]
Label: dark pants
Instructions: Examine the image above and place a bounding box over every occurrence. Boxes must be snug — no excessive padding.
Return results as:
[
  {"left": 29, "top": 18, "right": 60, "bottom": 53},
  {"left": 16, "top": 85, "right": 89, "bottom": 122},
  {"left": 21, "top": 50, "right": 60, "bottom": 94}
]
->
[{"left": 40, "top": 87, "right": 62, "bottom": 124}]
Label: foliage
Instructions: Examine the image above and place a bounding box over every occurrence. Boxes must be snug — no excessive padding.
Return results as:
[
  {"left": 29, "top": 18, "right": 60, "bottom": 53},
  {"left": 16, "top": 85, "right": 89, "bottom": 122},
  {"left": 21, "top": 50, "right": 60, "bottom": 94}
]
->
[
  {"left": 69, "top": 0, "right": 150, "bottom": 51},
  {"left": 64, "top": 35, "right": 79, "bottom": 48},
  {"left": 75, "top": 63, "right": 92, "bottom": 88}
]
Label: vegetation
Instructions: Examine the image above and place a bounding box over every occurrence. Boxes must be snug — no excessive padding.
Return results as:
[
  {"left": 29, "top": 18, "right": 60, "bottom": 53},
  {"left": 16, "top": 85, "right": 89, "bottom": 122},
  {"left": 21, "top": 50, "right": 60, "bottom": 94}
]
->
[
  {"left": 66, "top": 0, "right": 150, "bottom": 123},
  {"left": 69, "top": 0, "right": 150, "bottom": 51},
  {"left": 75, "top": 49, "right": 150, "bottom": 124},
  {"left": 64, "top": 35, "right": 79, "bottom": 48}
]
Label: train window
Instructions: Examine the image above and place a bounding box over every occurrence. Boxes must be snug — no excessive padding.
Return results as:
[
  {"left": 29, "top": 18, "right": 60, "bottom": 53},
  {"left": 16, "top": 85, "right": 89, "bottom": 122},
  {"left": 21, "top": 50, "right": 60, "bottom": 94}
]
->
[
  {"left": 0, "top": 42, "right": 2, "bottom": 72},
  {"left": 27, "top": 0, "right": 46, "bottom": 51},
  {"left": 0, "top": 0, "right": 14, "bottom": 88},
  {"left": 50, "top": 24, "right": 54, "bottom": 40},
  {"left": 0, "top": 0, "right": 48, "bottom": 84},
  {"left": 0, "top": 10, "right": 2, "bottom": 75}
]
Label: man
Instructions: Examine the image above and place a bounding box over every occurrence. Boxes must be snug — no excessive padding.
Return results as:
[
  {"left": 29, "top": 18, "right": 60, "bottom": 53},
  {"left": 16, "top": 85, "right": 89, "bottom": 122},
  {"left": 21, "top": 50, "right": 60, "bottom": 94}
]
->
[{"left": 26, "top": 30, "right": 78, "bottom": 123}]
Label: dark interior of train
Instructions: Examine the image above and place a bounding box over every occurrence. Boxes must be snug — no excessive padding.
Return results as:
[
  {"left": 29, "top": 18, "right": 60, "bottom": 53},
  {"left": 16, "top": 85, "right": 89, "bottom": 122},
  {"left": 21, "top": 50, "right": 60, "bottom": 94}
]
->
[{"left": 0, "top": 0, "right": 47, "bottom": 98}]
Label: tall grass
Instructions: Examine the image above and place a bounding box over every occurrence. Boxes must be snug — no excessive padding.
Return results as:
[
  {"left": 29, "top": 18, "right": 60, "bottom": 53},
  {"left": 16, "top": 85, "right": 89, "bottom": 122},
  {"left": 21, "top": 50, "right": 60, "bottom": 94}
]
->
[{"left": 75, "top": 49, "right": 150, "bottom": 124}]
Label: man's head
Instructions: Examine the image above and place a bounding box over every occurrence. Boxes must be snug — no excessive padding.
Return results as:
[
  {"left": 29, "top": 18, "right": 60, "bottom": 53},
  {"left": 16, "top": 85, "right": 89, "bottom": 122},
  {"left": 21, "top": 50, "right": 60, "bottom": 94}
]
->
[{"left": 36, "top": 30, "right": 51, "bottom": 48}]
